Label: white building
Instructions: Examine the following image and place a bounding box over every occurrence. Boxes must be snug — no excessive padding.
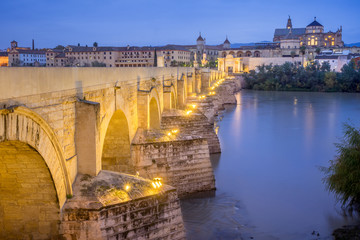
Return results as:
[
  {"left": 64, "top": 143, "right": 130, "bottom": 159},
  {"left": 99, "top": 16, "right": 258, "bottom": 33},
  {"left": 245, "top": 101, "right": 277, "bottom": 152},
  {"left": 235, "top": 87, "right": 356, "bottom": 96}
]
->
[
  {"left": 315, "top": 50, "right": 351, "bottom": 72},
  {"left": 8, "top": 49, "right": 46, "bottom": 66}
]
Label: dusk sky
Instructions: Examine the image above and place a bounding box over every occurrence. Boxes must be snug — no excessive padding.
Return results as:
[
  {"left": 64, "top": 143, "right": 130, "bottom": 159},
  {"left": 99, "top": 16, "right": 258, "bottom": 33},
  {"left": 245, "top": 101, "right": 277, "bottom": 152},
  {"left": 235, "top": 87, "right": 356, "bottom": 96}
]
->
[{"left": 1, "top": 0, "right": 360, "bottom": 49}]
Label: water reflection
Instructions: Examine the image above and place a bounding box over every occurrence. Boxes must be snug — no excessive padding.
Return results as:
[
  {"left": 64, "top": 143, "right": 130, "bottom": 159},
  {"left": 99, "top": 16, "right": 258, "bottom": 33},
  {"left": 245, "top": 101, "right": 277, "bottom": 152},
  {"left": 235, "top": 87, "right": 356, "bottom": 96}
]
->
[{"left": 181, "top": 90, "right": 360, "bottom": 240}]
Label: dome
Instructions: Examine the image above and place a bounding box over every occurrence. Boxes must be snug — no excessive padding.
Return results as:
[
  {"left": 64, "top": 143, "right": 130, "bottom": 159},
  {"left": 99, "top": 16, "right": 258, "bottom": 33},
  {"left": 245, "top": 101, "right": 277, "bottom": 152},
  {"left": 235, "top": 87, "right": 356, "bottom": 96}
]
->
[{"left": 307, "top": 17, "right": 323, "bottom": 27}]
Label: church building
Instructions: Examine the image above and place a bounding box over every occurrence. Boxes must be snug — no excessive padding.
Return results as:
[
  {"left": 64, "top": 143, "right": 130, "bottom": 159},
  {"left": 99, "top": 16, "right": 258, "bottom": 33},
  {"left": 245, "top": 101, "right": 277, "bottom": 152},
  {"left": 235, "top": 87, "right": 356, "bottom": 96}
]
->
[{"left": 273, "top": 16, "right": 344, "bottom": 48}]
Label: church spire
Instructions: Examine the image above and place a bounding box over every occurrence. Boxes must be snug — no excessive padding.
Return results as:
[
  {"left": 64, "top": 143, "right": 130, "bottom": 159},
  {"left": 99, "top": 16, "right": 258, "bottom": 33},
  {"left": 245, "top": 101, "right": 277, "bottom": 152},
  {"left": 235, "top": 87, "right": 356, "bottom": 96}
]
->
[{"left": 287, "top": 15, "right": 292, "bottom": 29}]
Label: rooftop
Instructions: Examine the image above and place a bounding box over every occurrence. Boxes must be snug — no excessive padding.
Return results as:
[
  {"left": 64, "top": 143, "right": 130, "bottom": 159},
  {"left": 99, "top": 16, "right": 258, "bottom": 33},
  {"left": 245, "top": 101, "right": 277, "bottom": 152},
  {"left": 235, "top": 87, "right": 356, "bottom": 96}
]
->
[
  {"left": 307, "top": 18, "right": 323, "bottom": 27},
  {"left": 274, "top": 28, "right": 306, "bottom": 37}
]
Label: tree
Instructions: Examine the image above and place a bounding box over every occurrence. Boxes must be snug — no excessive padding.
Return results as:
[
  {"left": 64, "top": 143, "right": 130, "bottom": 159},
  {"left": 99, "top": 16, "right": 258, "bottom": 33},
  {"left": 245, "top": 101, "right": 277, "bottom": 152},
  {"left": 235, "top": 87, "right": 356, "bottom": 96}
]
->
[
  {"left": 324, "top": 72, "right": 337, "bottom": 90},
  {"left": 315, "top": 47, "right": 321, "bottom": 55},
  {"left": 300, "top": 46, "right": 306, "bottom": 67},
  {"left": 290, "top": 51, "right": 296, "bottom": 59},
  {"left": 321, "top": 123, "right": 360, "bottom": 215},
  {"left": 93, "top": 42, "right": 98, "bottom": 47},
  {"left": 153, "top": 49, "right": 157, "bottom": 67},
  {"left": 54, "top": 45, "right": 65, "bottom": 50},
  {"left": 170, "top": 60, "right": 177, "bottom": 67},
  {"left": 320, "top": 61, "right": 331, "bottom": 72},
  {"left": 91, "top": 61, "right": 106, "bottom": 67}
]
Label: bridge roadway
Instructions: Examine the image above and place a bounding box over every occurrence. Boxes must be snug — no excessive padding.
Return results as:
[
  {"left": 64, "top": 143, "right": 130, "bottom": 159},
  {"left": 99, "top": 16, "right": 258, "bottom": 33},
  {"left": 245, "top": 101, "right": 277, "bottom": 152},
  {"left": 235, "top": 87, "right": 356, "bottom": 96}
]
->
[{"left": 0, "top": 67, "right": 227, "bottom": 239}]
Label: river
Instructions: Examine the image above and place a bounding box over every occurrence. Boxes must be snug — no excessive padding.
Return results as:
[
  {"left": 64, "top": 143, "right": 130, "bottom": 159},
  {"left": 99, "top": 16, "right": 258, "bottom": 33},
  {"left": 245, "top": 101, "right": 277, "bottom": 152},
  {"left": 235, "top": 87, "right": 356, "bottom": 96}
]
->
[{"left": 181, "top": 90, "right": 360, "bottom": 240}]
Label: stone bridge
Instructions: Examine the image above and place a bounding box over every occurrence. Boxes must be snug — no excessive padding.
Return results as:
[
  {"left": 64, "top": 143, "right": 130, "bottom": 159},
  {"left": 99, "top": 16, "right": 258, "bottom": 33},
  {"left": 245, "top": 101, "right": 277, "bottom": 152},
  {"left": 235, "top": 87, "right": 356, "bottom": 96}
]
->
[{"left": 0, "top": 67, "right": 239, "bottom": 239}]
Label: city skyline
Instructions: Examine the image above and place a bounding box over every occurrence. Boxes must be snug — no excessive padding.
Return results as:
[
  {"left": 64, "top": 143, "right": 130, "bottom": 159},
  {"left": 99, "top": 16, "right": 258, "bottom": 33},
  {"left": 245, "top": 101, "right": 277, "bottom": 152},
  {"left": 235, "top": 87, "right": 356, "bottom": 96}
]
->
[{"left": 1, "top": 0, "right": 360, "bottom": 49}]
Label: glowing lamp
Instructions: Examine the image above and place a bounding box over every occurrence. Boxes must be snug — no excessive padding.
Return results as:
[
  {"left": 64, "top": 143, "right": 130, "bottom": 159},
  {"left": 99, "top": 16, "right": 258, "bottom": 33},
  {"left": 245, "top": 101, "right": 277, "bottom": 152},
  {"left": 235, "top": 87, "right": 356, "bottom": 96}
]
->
[
  {"left": 171, "top": 129, "right": 179, "bottom": 134},
  {"left": 167, "top": 132, "right": 171, "bottom": 136},
  {"left": 124, "top": 184, "right": 131, "bottom": 192},
  {"left": 191, "top": 104, "right": 197, "bottom": 109},
  {"left": 152, "top": 177, "right": 163, "bottom": 189},
  {"left": 186, "top": 110, "right": 192, "bottom": 115}
]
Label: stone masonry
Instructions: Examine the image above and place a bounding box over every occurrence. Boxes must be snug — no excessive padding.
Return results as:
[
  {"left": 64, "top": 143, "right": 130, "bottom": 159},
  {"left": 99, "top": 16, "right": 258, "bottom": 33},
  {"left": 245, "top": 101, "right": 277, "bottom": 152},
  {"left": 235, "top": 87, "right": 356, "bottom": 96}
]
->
[
  {"left": 60, "top": 171, "right": 185, "bottom": 240},
  {"left": 161, "top": 109, "right": 221, "bottom": 154},
  {"left": 131, "top": 129, "right": 215, "bottom": 197}
]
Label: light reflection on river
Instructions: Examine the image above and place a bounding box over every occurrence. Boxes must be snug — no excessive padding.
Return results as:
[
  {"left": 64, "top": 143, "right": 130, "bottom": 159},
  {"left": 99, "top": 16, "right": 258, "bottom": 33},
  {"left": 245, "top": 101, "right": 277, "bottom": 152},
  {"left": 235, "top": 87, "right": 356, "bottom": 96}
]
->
[{"left": 181, "top": 90, "right": 360, "bottom": 240}]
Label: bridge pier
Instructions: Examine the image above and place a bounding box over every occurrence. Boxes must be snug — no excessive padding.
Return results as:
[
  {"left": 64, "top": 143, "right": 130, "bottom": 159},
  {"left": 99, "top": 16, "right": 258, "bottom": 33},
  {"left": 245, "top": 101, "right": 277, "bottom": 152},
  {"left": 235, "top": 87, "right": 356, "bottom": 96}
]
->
[
  {"left": 75, "top": 100, "right": 101, "bottom": 176},
  {"left": 161, "top": 109, "right": 221, "bottom": 154},
  {"left": 60, "top": 171, "right": 185, "bottom": 240},
  {"left": 130, "top": 128, "right": 215, "bottom": 197}
]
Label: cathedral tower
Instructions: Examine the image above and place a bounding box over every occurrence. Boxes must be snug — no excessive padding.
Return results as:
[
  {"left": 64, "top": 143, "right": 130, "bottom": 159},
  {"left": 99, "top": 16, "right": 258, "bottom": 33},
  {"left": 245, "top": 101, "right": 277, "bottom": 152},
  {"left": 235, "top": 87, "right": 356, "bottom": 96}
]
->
[{"left": 287, "top": 15, "right": 292, "bottom": 29}]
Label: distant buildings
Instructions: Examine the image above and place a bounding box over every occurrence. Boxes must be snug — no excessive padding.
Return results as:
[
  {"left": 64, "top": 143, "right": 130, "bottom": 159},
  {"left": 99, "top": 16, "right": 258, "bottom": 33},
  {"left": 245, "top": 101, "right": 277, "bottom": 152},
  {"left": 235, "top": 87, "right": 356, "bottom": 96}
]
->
[
  {"left": 274, "top": 16, "right": 344, "bottom": 48},
  {"left": 45, "top": 45, "right": 190, "bottom": 67},
  {"left": 218, "top": 17, "right": 359, "bottom": 73},
  {"left": 175, "top": 33, "right": 230, "bottom": 65},
  {"left": 8, "top": 40, "right": 46, "bottom": 66},
  {"left": 314, "top": 50, "right": 355, "bottom": 72},
  {"left": 1, "top": 17, "right": 358, "bottom": 71},
  {"left": 0, "top": 52, "right": 8, "bottom": 66}
]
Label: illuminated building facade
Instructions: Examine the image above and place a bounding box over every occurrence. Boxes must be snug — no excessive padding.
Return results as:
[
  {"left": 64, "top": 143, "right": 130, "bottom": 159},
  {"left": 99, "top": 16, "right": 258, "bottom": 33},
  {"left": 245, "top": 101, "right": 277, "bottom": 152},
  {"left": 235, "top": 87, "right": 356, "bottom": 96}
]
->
[
  {"left": 0, "top": 52, "right": 8, "bottom": 67},
  {"left": 274, "top": 16, "right": 344, "bottom": 48}
]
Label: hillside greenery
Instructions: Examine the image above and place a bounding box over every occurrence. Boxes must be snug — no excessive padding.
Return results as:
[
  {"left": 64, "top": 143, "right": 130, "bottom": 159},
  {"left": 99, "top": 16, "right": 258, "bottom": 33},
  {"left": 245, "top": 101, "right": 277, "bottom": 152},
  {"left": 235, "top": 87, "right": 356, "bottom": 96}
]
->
[{"left": 244, "top": 61, "right": 360, "bottom": 92}]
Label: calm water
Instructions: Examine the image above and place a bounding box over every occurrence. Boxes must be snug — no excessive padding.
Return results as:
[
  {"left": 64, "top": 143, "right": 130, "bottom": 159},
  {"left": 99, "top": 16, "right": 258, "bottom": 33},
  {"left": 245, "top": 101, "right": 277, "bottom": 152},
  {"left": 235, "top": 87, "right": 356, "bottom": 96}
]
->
[{"left": 181, "top": 90, "right": 360, "bottom": 240}]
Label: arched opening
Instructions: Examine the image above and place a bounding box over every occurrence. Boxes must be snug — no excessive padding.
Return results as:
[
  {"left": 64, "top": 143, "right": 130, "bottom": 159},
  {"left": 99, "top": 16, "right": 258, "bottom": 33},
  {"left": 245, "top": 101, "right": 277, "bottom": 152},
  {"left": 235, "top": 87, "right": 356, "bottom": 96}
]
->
[
  {"left": 0, "top": 141, "right": 60, "bottom": 239},
  {"left": 149, "top": 97, "right": 160, "bottom": 129},
  {"left": 254, "top": 51, "right": 260, "bottom": 57},
  {"left": 222, "top": 52, "right": 227, "bottom": 57},
  {"left": 237, "top": 51, "right": 243, "bottom": 57},
  {"left": 229, "top": 51, "right": 235, "bottom": 57},
  {"left": 171, "top": 91, "right": 176, "bottom": 109},
  {"left": 102, "top": 110, "right": 131, "bottom": 172},
  {"left": 246, "top": 51, "right": 252, "bottom": 57}
]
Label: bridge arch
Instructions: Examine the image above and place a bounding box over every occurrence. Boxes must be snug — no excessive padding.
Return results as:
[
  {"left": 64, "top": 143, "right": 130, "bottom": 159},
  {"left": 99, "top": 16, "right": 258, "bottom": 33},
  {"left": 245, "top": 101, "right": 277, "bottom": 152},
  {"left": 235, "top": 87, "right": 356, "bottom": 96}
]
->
[
  {"left": 147, "top": 87, "right": 160, "bottom": 129},
  {"left": 163, "top": 85, "right": 177, "bottom": 110},
  {"left": 0, "top": 141, "right": 60, "bottom": 239},
  {"left": 0, "top": 106, "right": 72, "bottom": 208},
  {"left": 245, "top": 51, "right": 252, "bottom": 57},
  {"left": 254, "top": 51, "right": 261, "bottom": 57},
  {"left": 101, "top": 109, "right": 131, "bottom": 172}
]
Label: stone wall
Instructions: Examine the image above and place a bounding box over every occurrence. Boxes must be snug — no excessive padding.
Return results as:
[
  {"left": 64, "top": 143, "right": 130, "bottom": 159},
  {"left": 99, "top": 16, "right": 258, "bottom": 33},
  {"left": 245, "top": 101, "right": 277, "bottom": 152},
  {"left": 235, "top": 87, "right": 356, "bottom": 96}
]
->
[
  {"left": 60, "top": 171, "right": 185, "bottom": 240},
  {"left": 131, "top": 129, "right": 215, "bottom": 197},
  {"left": 243, "top": 57, "right": 303, "bottom": 71},
  {"left": 161, "top": 109, "right": 221, "bottom": 154}
]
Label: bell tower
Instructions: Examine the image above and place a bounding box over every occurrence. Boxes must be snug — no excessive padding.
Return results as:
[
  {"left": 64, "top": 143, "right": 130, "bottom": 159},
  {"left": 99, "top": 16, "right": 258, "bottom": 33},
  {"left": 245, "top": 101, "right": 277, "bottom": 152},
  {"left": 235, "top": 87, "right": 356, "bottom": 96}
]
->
[{"left": 287, "top": 15, "right": 292, "bottom": 29}]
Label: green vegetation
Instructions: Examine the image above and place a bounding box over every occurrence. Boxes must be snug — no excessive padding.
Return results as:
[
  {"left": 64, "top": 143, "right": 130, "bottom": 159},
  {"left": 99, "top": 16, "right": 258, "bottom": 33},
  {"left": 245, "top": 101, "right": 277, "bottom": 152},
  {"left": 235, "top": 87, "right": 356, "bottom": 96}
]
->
[
  {"left": 321, "top": 123, "right": 360, "bottom": 215},
  {"left": 244, "top": 61, "right": 360, "bottom": 92},
  {"left": 91, "top": 61, "right": 106, "bottom": 67},
  {"left": 54, "top": 45, "right": 65, "bottom": 50},
  {"left": 154, "top": 49, "right": 157, "bottom": 67}
]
